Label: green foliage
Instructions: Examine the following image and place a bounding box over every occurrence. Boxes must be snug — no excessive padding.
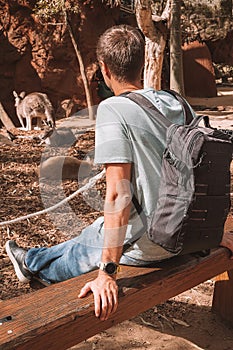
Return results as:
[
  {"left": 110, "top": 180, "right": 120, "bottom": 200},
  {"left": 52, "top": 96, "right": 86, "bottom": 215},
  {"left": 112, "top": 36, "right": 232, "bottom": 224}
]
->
[
  {"left": 213, "top": 62, "right": 233, "bottom": 81},
  {"left": 220, "top": 0, "right": 233, "bottom": 15},
  {"left": 34, "top": 0, "right": 80, "bottom": 20},
  {"left": 181, "top": 0, "right": 233, "bottom": 42},
  {"left": 34, "top": 0, "right": 121, "bottom": 20}
]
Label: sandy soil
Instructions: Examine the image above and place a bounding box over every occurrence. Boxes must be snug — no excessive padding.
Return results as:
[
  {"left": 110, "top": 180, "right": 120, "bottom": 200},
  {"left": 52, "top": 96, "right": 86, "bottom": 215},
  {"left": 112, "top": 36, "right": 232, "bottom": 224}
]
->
[{"left": 1, "top": 103, "right": 233, "bottom": 350}]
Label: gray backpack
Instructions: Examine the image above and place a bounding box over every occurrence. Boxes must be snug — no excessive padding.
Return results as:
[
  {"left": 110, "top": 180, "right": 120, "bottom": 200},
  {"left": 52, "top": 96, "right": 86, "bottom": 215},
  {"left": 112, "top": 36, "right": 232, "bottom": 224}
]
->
[{"left": 123, "top": 91, "right": 232, "bottom": 256}]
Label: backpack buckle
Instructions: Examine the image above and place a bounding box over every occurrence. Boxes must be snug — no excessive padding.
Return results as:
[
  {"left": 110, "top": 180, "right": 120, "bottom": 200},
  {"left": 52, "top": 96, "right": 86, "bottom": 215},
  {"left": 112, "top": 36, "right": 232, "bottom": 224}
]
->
[{"left": 164, "top": 149, "right": 179, "bottom": 167}]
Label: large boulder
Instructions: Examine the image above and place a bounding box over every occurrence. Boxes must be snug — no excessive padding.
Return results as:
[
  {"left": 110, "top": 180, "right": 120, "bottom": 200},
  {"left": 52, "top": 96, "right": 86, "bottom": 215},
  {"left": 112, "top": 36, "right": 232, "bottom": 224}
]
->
[{"left": 183, "top": 41, "right": 217, "bottom": 98}]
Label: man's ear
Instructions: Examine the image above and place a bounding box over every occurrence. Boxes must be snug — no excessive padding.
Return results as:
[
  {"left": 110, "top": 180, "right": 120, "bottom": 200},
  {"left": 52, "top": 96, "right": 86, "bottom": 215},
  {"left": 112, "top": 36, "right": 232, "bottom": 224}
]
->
[{"left": 100, "top": 61, "right": 111, "bottom": 79}]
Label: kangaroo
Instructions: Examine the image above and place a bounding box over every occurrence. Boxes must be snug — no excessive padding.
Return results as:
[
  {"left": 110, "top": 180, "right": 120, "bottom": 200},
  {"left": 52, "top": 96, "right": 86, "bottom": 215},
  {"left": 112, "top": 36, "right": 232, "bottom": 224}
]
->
[{"left": 13, "top": 91, "right": 55, "bottom": 131}]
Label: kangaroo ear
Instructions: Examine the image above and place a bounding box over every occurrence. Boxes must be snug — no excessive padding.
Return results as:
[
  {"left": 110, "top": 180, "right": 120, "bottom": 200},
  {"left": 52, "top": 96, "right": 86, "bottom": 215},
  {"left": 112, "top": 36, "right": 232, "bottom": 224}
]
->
[
  {"left": 85, "top": 156, "right": 93, "bottom": 164},
  {"left": 19, "top": 91, "right": 26, "bottom": 98},
  {"left": 13, "top": 91, "right": 17, "bottom": 97}
]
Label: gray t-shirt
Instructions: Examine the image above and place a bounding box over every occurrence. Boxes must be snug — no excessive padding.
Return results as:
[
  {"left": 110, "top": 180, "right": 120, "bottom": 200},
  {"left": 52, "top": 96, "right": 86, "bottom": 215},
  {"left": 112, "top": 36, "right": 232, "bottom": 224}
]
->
[{"left": 94, "top": 88, "right": 195, "bottom": 261}]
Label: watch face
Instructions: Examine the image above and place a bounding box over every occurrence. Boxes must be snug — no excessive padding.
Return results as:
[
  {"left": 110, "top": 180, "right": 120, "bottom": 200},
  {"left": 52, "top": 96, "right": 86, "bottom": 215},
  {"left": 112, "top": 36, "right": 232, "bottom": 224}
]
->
[{"left": 105, "top": 262, "right": 117, "bottom": 275}]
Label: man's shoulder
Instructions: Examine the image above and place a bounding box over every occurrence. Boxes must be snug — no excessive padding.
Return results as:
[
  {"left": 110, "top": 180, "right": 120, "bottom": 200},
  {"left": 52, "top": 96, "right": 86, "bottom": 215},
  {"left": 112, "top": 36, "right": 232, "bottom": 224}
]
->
[
  {"left": 98, "top": 88, "right": 156, "bottom": 108},
  {"left": 97, "top": 88, "right": 184, "bottom": 118},
  {"left": 137, "top": 88, "right": 180, "bottom": 103}
]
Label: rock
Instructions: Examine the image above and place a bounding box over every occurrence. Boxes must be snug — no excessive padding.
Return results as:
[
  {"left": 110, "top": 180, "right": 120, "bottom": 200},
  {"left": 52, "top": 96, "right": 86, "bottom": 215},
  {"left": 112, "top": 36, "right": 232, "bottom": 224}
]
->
[{"left": 183, "top": 41, "right": 217, "bottom": 98}]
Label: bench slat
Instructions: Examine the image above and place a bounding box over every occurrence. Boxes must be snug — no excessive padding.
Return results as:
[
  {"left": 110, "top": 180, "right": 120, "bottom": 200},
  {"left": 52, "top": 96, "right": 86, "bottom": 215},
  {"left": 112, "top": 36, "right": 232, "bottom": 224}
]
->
[{"left": 1, "top": 248, "right": 233, "bottom": 350}]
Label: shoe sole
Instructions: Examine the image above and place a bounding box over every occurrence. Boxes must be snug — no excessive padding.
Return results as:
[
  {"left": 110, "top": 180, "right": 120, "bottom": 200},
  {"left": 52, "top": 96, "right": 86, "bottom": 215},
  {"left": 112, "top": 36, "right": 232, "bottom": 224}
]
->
[
  {"left": 5, "top": 241, "right": 31, "bottom": 284},
  {"left": 32, "top": 276, "right": 51, "bottom": 287}
]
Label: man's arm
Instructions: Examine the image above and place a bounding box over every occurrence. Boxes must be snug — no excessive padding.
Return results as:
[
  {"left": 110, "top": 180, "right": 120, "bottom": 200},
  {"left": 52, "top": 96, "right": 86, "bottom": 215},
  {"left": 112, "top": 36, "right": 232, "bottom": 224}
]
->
[{"left": 78, "top": 163, "right": 132, "bottom": 321}]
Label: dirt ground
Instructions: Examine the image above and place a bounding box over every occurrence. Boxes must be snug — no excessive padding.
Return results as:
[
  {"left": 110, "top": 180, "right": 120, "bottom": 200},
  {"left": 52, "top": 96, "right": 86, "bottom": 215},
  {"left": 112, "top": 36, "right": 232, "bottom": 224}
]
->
[{"left": 1, "top": 105, "right": 233, "bottom": 350}]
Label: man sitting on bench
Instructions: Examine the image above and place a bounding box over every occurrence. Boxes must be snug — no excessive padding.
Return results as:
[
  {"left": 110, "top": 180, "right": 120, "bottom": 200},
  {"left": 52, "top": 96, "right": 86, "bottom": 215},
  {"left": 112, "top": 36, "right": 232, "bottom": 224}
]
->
[{"left": 6, "top": 25, "right": 233, "bottom": 322}]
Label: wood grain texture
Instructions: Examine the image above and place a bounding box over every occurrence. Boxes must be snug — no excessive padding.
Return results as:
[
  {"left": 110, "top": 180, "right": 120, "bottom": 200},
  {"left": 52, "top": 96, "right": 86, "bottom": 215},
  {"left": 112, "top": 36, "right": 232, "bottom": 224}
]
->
[{"left": 1, "top": 247, "right": 233, "bottom": 350}]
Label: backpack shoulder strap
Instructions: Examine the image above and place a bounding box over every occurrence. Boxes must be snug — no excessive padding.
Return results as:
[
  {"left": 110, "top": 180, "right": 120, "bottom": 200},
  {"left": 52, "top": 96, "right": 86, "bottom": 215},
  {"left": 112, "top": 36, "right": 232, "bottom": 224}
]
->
[
  {"left": 123, "top": 91, "right": 171, "bottom": 128},
  {"left": 122, "top": 91, "right": 170, "bottom": 253},
  {"left": 124, "top": 90, "right": 194, "bottom": 126},
  {"left": 122, "top": 195, "right": 148, "bottom": 254},
  {"left": 163, "top": 89, "right": 193, "bottom": 125}
]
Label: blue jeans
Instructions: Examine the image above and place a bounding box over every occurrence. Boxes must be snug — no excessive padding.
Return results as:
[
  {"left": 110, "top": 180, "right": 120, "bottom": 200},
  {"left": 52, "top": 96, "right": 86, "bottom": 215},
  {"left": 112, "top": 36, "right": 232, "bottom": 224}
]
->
[{"left": 25, "top": 217, "right": 153, "bottom": 284}]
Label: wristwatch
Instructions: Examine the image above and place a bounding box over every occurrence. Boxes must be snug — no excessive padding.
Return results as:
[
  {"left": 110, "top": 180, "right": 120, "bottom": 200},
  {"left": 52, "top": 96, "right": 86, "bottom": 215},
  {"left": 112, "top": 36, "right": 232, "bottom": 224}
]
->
[{"left": 99, "top": 261, "right": 120, "bottom": 275}]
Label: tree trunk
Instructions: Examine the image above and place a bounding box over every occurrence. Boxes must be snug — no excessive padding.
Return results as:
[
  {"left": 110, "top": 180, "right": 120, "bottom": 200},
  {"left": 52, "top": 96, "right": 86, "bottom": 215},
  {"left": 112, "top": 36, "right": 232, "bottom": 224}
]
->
[
  {"left": 169, "top": 0, "right": 184, "bottom": 95},
  {"left": 135, "top": 0, "right": 171, "bottom": 90},
  {"left": 0, "top": 102, "right": 15, "bottom": 129},
  {"left": 66, "top": 17, "right": 95, "bottom": 120}
]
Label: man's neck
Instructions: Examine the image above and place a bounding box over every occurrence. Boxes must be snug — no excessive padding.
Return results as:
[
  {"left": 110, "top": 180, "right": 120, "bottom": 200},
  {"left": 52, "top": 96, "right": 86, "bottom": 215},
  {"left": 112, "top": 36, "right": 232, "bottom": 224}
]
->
[{"left": 112, "top": 81, "right": 143, "bottom": 96}]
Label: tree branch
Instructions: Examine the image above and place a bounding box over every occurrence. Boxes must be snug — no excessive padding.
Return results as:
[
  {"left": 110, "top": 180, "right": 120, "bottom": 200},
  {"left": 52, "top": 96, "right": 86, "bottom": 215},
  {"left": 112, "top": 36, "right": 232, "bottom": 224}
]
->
[
  {"left": 161, "top": 0, "right": 171, "bottom": 21},
  {"left": 135, "top": 0, "right": 156, "bottom": 40}
]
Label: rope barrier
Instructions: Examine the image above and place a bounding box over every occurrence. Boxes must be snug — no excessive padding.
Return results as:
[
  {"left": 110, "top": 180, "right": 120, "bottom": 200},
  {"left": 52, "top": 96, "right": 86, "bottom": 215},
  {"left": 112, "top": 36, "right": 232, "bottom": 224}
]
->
[{"left": 0, "top": 169, "right": 106, "bottom": 227}]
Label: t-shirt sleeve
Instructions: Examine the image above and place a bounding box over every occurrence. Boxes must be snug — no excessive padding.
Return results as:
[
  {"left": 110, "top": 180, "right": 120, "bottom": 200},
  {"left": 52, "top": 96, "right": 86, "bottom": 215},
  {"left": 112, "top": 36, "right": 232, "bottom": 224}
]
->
[{"left": 94, "top": 100, "right": 133, "bottom": 165}]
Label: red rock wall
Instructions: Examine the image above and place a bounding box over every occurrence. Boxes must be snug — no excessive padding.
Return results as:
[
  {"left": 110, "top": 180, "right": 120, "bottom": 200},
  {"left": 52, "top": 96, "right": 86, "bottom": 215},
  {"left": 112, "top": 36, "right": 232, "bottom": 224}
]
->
[
  {"left": 0, "top": 0, "right": 119, "bottom": 126},
  {"left": 182, "top": 41, "right": 217, "bottom": 98}
]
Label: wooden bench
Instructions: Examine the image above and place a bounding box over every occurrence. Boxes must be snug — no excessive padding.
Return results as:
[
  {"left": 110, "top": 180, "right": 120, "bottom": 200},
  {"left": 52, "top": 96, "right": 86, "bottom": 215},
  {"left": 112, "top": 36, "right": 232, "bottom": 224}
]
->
[{"left": 0, "top": 245, "right": 233, "bottom": 350}]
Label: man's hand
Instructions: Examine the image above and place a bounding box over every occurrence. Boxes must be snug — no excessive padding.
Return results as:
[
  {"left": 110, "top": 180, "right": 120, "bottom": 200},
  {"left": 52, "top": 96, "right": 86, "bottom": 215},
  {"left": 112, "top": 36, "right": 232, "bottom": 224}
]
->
[{"left": 78, "top": 272, "right": 118, "bottom": 321}]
